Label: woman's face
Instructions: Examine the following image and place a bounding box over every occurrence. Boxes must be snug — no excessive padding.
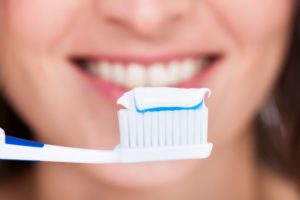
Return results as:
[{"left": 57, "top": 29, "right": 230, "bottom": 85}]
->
[{"left": 0, "top": 0, "right": 294, "bottom": 188}]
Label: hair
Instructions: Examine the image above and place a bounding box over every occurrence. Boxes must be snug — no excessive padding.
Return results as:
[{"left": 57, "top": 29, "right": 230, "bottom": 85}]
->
[
  {"left": 254, "top": 5, "right": 300, "bottom": 186},
  {"left": 0, "top": 6, "right": 299, "bottom": 188}
]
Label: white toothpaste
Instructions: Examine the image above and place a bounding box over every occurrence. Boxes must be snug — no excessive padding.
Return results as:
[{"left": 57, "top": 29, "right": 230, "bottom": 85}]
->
[{"left": 117, "top": 87, "right": 211, "bottom": 112}]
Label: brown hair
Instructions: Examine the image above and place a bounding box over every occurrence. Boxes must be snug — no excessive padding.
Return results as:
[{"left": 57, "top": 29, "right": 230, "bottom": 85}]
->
[
  {"left": 255, "top": 5, "right": 300, "bottom": 186},
  {"left": 0, "top": 6, "right": 299, "bottom": 187}
]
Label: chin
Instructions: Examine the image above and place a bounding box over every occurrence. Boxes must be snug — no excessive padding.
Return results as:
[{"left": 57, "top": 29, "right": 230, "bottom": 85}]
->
[{"left": 80, "top": 160, "right": 202, "bottom": 188}]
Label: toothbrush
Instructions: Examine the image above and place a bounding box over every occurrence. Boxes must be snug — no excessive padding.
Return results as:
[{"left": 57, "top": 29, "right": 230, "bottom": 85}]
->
[{"left": 0, "top": 87, "right": 213, "bottom": 164}]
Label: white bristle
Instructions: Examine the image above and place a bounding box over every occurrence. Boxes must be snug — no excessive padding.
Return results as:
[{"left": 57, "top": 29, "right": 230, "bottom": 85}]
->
[
  {"left": 180, "top": 110, "right": 188, "bottom": 145},
  {"left": 151, "top": 112, "right": 159, "bottom": 147},
  {"left": 143, "top": 112, "right": 152, "bottom": 148},
  {"left": 158, "top": 112, "right": 166, "bottom": 146},
  {"left": 201, "top": 107, "right": 208, "bottom": 144},
  {"left": 136, "top": 113, "right": 144, "bottom": 148},
  {"left": 187, "top": 110, "right": 195, "bottom": 144},
  {"left": 165, "top": 111, "right": 173, "bottom": 146},
  {"left": 128, "top": 112, "right": 137, "bottom": 148},
  {"left": 173, "top": 111, "right": 181, "bottom": 145},
  {"left": 118, "top": 110, "right": 129, "bottom": 148},
  {"left": 194, "top": 109, "right": 202, "bottom": 144},
  {"left": 118, "top": 107, "right": 209, "bottom": 148}
]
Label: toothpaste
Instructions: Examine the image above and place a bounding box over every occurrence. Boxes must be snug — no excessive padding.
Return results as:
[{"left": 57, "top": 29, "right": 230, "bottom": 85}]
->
[{"left": 117, "top": 87, "right": 211, "bottom": 113}]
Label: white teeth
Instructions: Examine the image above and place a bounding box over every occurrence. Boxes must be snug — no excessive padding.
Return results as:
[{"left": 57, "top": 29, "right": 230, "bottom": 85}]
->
[
  {"left": 167, "top": 61, "right": 180, "bottom": 85},
  {"left": 98, "top": 61, "right": 111, "bottom": 81},
  {"left": 112, "top": 63, "right": 125, "bottom": 85},
  {"left": 126, "top": 63, "right": 146, "bottom": 88},
  {"left": 91, "top": 58, "right": 207, "bottom": 88},
  {"left": 181, "top": 59, "right": 198, "bottom": 81},
  {"left": 148, "top": 63, "right": 168, "bottom": 87}
]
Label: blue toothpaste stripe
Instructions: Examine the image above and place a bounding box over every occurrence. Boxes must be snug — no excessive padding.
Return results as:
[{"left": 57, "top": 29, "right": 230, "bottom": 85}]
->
[
  {"left": 5, "top": 136, "right": 44, "bottom": 148},
  {"left": 136, "top": 100, "right": 204, "bottom": 113}
]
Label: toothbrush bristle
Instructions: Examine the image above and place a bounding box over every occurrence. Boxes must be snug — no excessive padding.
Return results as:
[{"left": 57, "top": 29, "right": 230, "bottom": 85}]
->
[{"left": 118, "top": 106, "right": 208, "bottom": 149}]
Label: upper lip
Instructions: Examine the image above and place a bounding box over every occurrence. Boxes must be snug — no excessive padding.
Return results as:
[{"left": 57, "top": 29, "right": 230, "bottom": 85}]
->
[{"left": 70, "top": 52, "right": 220, "bottom": 67}]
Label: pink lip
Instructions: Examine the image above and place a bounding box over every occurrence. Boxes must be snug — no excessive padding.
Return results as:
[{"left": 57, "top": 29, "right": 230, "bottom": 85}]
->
[{"left": 69, "top": 53, "right": 221, "bottom": 102}]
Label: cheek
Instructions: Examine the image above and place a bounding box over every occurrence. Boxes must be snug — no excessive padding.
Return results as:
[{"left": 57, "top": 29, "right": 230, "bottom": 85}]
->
[
  {"left": 210, "top": 0, "right": 294, "bottom": 43},
  {"left": 206, "top": 0, "right": 294, "bottom": 145},
  {"left": 2, "top": 0, "right": 82, "bottom": 46}
]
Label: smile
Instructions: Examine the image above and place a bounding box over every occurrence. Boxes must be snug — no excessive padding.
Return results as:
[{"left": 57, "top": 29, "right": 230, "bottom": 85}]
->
[{"left": 70, "top": 53, "right": 220, "bottom": 100}]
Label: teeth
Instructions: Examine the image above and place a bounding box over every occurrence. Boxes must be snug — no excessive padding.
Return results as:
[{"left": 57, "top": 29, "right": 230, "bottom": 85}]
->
[
  {"left": 181, "top": 59, "right": 198, "bottom": 81},
  {"left": 90, "top": 58, "right": 208, "bottom": 88},
  {"left": 126, "top": 63, "right": 146, "bottom": 88},
  {"left": 148, "top": 63, "right": 168, "bottom": 87},
  {"left": 112, "top": 63, "right": 125, "bottom": 86},
  {"left": 167, "top": 61, "right": 180, "bottom": 85},
  {"left": 98, "top": 61, "right": 111, "bottom": 81}
]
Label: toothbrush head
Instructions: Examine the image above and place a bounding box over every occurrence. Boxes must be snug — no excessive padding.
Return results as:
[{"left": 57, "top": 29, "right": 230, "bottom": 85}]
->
[{"left": 116, "top": 87, "right": 213, "bottom": 163}]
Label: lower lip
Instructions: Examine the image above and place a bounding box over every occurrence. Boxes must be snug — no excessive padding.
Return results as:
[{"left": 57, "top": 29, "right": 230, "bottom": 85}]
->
[{"left": 69, "top": 59, "right": 220, "bottom": 102}]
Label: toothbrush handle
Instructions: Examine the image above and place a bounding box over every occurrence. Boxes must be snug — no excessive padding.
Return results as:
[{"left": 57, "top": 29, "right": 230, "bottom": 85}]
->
[{"left": 0, "top": 129, "right": 118, "bottom": 163}]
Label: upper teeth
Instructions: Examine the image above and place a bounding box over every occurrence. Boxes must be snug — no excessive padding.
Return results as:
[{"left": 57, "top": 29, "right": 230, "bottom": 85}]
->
[{"left": 87, "top": 58, "right": 208, "bottom": 88}]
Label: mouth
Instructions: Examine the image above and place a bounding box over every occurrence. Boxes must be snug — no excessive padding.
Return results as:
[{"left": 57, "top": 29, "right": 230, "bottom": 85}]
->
[{"left": 69, "top": 53, "right": 221, "bottom": 100}]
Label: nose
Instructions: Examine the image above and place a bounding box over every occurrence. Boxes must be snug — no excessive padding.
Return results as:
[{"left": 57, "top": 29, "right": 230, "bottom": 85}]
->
[{"left": 97, "top": 0, "right": 192, "bottom": 39}]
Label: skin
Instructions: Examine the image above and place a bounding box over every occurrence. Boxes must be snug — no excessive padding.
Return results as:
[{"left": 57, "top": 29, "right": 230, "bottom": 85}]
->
[{"left": 0, "top": 0, "right": 297, "bottom": 199}]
